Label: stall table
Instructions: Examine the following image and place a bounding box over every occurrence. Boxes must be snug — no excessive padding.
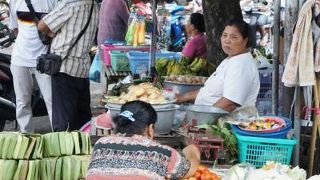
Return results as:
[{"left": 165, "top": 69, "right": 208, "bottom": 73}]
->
[{"left": 104, "top": 66, "right": 131, "bottom": 93}]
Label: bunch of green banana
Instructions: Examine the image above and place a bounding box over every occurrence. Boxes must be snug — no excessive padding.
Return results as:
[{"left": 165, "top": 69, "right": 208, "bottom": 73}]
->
[
  {"left": 155, "top": 58, "right": 169, "bottom": 76},
  {"left": 166, "top": 60, "right": 176, "bottom": 76},
  {"left": 189, "top": 58, "right": 207, "bottom": 73}
]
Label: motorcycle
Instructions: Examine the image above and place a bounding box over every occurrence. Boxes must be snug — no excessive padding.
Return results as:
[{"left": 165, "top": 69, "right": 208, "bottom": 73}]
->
[{"left": 0, "top": 2, "right": 48, "bottom": 131}]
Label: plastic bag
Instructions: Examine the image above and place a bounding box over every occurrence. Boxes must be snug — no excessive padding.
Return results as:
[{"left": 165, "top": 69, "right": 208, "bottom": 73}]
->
[
  {"left": 252, "top": 48, "right": 272, "bottom": 69},
  {"left": 89, "top": 53, "right": 101, "bottom": 83}
]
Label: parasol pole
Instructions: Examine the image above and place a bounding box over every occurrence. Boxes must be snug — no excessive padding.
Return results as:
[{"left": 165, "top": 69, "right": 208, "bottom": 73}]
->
[
  {"left": 272, "top": 0, "right": 280, "bottom": 115},
  {"left": 149, "top": 0, "right": 157, "bottom": 80}
]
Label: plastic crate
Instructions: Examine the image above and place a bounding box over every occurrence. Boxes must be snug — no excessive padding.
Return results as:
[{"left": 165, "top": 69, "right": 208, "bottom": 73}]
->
[
  {"left": 236, "top": 133, "right": 296, "bottom": 167},
  {"left": 109, "top": 51, "right": 130, "bottom": 72},
  {"left": 101, "top": 44, "right": 150, "bottom": 66},
  {"left": 231, "top": 116, "right": 292, "bottom": 139},
  {"left": 127, "top": 51, "right": 181, "bottom": 75}
]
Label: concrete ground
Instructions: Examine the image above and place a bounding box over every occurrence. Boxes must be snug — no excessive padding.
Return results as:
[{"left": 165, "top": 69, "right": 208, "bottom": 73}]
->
[{"left": 3, "top": 80, "right": 106, "bottom": 133}]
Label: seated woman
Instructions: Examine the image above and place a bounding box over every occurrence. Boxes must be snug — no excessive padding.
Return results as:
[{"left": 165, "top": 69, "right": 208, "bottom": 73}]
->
[
  {"left": 177, "top": 19, "right": 260, "bottom": 113},
  {"left": 86, "top": 100, "right": 200, "bottom": 180},
  {"left": 182, "top": 13, "right": 207, "bottom": 59}
]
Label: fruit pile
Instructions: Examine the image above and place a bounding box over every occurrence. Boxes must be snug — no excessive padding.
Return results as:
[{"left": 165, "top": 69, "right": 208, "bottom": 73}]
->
[
  {"left": 165, "top": 75, "right": 207, "bottom": 84},
  {"left": 184, "top": 165, "right": 220, "bottom": 180},
  {"left": 155, "top": 57, "right": 215, "bottom": 77}
]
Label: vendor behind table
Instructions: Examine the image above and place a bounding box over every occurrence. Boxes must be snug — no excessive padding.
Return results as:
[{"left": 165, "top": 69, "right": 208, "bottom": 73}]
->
[{"left": 176, "top": 19, "right": 260, "bottom": 113}]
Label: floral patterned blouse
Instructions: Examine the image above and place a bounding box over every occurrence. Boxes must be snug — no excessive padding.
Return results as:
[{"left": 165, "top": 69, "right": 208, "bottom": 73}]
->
[{"left": 86, "top": 135, "right": 191, "bottom": 180}]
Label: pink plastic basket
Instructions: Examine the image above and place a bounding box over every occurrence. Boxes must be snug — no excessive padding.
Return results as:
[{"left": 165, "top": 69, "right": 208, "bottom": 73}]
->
[{"left": 101, "top": 44, "right": 150, "bottom": 66}]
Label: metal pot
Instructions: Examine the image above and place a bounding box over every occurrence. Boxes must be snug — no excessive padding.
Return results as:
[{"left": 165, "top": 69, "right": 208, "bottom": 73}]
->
[
  {"left": 106, "top": 104, "right": 179, "bottom": 134},
  {"left": 163, "top": 81, "right": 204, "bottom": 94},
  {"left": 186, "top": 105, "right": 229, "bottom": 125}
]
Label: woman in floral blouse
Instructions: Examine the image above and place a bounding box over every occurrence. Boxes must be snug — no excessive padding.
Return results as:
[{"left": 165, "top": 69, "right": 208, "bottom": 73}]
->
[{"left": 87, "top": 100, "right": 200, "bottom": 180}]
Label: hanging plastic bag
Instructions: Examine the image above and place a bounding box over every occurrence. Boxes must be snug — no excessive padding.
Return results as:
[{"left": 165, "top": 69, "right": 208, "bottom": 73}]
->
[
  {"left": 252, "top": 48, "right": 272, "bottom": 69},
  {"left": 89, "top": 52, "right": 101, "bottom": 83}
]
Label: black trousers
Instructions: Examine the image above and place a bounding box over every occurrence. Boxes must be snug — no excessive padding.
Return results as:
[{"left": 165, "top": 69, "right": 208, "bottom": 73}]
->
[{"left": 52, "top": 73, "right": 91, "bottom": 131}]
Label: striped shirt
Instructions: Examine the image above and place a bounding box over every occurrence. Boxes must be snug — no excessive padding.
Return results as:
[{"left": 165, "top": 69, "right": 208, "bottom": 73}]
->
[{"left": 43, "top": 0, "right": 99, "bottom": 78}]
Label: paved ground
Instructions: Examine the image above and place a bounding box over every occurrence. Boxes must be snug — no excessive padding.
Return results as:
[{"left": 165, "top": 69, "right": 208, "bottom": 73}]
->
[{"left": 3, "top": 81, "right": 106, "bottom": 133}]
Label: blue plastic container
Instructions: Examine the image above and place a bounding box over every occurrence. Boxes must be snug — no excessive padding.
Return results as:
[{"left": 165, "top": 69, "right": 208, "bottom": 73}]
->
[
  {"left": 231, "top": 116, "right": 292, "bottom": 139},
  {"left": 236, "top": 133, "right": 297, "bottom": 167},
  {"left": 127, "top": 51, "right": 181, "bottom": 74}
]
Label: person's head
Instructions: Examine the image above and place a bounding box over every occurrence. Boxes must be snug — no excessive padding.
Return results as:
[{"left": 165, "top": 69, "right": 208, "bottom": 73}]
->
[
  {"left": 221, "top": 19, "right": 250, "bottom": 57},
  {"left": 113, "top": 100, "right": 157, "bottom": 139},
  {"left": 185, "top": 13, "right": 205, "bottom": 36}
]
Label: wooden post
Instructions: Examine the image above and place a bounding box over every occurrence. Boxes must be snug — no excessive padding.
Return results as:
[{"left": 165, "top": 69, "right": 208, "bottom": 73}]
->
[{"left": 283, "top": 0, "right": 300, "bottom": 166}]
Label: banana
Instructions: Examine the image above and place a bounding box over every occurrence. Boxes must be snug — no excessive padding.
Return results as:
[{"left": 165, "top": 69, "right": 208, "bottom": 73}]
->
[
  {"left": 189, "top": 58, "right": 200, "bottom": 68},
  {"left": 190, "top": 58, "right": 206, "bottom": 72}
]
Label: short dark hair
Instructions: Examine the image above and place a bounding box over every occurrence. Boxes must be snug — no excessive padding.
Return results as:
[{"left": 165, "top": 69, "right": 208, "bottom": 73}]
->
[
  {"left": 113, "top": 100, "right": 157, "bottom": 136},
  {"left": 224, "top": 18, "right": 251, "bottom": 47},
  {"left": 190, "top": 13, "right": 205, "bottom": 33}
]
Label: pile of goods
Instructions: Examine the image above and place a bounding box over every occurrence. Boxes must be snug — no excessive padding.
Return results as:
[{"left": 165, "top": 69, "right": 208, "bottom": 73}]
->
[
  {"left": 125, "top": 16, "right": 146, "bottom": 46},
  {"left": 238, "top": 117, "right": 284, "bottom": 132},
  {"left": 107, "top": 83, "right": 169, "bottom": 104},
  {"left": 0, "top": 132, "right": 91, "bottom": 180},
  {"left": 165, "top": 75, "right": 207, "bottom": 84},
  {"left": 155, "top": 57, "right": 215, "bottom": 77},
  {"left": 228, "top": 162, "right": 307, "bottom": 180},
  {"left": 184, "top": 165, "right": 220, "bottom": 180}
]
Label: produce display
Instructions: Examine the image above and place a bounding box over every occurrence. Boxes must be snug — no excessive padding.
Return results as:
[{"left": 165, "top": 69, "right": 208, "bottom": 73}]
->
[
  {"left": 0, "top": 132, "right": 91, "bottom": 180},
  {"left": 238, "top": 117, "right": 285, "bottom": 132},
  {"left": 107, "top": 83, "right": 169, "bottom": 104},
  {"left": 184, "top": 165, "right": 220, "bottom": 180},
  {"left": 125, "top": 16, "right": 146, "bottom": 46},
  {"left": 155, "top": 57, "right": 215, "bottom": 77},
  {"left": 165, "top": 75, "right": 207, "bottom": 84},
  {"left": 228, "top": 162, "right": 307, "bottom": 180}
]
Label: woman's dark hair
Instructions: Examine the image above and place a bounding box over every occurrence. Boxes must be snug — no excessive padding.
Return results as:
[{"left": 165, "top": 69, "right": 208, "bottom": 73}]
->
[
  {"left": 224, "top": 18, "right": 251, "bottom": 47},
  {"left": 190, "top": 13, "right": 205, "bottom": 33},
  {"left": 113, "top": 100, "right": 157, "bottom": 136}
]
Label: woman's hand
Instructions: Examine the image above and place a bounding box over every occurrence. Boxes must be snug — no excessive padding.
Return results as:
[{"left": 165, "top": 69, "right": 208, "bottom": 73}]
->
[{"left": 182, "top": 144, "right": 201, "bottom": 179}]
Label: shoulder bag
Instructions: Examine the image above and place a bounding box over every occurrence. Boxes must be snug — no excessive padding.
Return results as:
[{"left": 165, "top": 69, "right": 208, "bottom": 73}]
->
[{"left": 35, "top": 0, "right": 94, "bottom": 75}]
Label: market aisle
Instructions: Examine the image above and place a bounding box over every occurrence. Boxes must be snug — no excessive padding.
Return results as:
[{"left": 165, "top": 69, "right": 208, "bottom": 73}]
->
[{"left": 3, "top": 80, "right": 105, "bottom": 133}]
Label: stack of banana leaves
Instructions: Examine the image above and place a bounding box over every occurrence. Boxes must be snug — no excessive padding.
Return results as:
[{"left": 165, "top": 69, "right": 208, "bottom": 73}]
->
[
  {"left": 155, "top": 57, "right": 216, "bottom": 77},
  {"left": 0, "top": 132, "right": 91, "bottom": 180}
]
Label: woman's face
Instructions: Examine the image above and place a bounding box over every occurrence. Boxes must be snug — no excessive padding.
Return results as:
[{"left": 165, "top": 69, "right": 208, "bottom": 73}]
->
[
  {"left": 220, "top": 25, "right": 248, "bottom": 57},
  {"left": 185, "top": 19, "right": 194, "bottom": 37}
]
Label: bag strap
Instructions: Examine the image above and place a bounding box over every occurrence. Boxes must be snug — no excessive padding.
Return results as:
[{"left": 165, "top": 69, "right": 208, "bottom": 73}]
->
[
  {"left": 25, "top": 0, "right": 95, "bottom": 59},
  {"left": 65, "top": 0, "right": 94, "bottom": 59},
  {"left": 25, "top": 0, "right": 41, "bottom": 24}
]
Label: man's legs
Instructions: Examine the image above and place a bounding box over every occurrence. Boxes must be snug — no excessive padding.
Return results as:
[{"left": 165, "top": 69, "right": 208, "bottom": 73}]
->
[
  {"left": 51, "top": 73, "right": 78, "bottom": 131},
  {"left": 70, "top": 78, "right": 91, "bottom": 130},
  {"left": 10, "top": 65, "right": 33, "bottom": 133},
  {"left": 52, "top": 73, "right": 91, "bottom": 131},
  {"left": 32, "top": 68, "right": 53, "bottom": 131}
]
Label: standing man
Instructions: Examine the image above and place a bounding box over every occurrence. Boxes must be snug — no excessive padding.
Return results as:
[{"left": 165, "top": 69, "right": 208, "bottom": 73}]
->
[
  {"left": 38, "top": 0, "right": 99, "bottom": 131},
  {"left": 97, "top": 0, "right": 130, "bottom": 94},
  {"left": 9, "top": 0, "right": 58, "bottom": 133}
]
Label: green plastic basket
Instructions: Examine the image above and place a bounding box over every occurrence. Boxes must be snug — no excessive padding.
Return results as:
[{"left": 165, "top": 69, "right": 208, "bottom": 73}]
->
[
  {"left": 235, "top": 133, "right": 296, "bottom": 167},
  {"left": 109, "top": 51, "right": 130, "bottom": 72}
]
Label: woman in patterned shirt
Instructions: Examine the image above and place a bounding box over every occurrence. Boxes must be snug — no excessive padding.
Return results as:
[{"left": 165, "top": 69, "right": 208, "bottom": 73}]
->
[{"left": 87, "top": 100, "right": 200, "bottom": 180}]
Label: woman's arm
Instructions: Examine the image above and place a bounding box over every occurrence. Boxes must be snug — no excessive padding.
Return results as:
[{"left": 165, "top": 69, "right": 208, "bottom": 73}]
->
[
  {"left": 181, "top": 144, "right": 201, "bottom": 178},
  {"left": 214, "top": 97, "right": 238, "bottom": 112},
  {"left": 175, "top": 90, "right": 199, "bottom": 104}
]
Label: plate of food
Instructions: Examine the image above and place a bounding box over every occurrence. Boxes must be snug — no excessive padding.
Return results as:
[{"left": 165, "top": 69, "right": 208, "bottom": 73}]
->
[{"left": 237, "top": 116, "right": 286, "bottom": 133}]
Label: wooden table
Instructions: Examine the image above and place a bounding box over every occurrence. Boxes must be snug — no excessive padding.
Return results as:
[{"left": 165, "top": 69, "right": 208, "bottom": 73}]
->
[{"left": 104, "top": 66, "right": 131, "bottom": 93}]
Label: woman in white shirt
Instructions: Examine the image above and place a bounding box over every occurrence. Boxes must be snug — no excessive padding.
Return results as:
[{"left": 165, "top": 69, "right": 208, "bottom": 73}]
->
[{"left": 176, "top": 19, "right": 260, "bottom": 113}]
